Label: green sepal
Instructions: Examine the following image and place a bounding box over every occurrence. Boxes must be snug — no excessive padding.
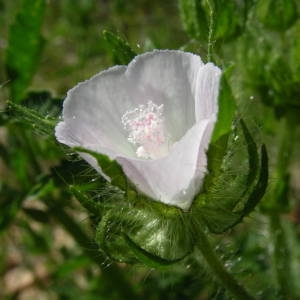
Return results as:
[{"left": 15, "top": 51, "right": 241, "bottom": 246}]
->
[
  {"left": 193, "top": 120, "right": 268, "bottom": 233},
  {"left": 96, "top": 210, "right": 138, "bottom": 264},
  {"left": 73, "top": 147, "right": 128, "bottom": 191},
  {"left": 240, "top": 120, "right": 259, "bottom": 186},
  {"left": 211, "top": 69, "right": 236, "bottom": 143},
  {"left": 240, "top": 144, "right": 268, "bottom": 216},
  {"left": 123, "top": 234, "right": 189, "bottom": 269},
  {"left": 50, "top": 159, "right": 99, "bottom": 188},
  {"left": 204, "top": 133, "right": 229, "bottom": 189},
  {"left": 96, "top": 202, "right": 194, "bottom": 267},
  {"left": 69, "top": 185, "right": 103, "bottom": 216},
  {"left": 50, "top": 159, "right": 126, "bottom": 220},
  {"left": 102, "top": 30, "right": 136, "bottom": 65},
  {"left": 256, "top": 0, "right": 298, "bottom": 31},
  {"left": 5, "top": 0, "right": 46, "bottom": 102}
]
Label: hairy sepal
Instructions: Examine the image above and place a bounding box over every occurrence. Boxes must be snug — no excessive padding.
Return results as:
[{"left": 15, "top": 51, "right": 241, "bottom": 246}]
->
[
  {"left": 192, "top": 120, "right": 268, "bottom": 233},
  {"left": 95, "top": 201, "right": 194, "bottom": 267}
]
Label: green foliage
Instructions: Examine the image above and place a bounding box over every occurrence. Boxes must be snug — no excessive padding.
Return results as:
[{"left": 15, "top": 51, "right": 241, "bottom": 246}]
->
[
  {"left": 96, "top": 202, "right": 194, "bottom": 266},
  {"left": 256, "top": 0, "right": 298, "bottom": 31},
  {"left": 180, "top": 0, "right": 244, "bottom": 43},
  {"left": 5, "top": 0, "right": 46, "bottom": 102},
  {"left": 179, "top": 0, "right": 208, "bottom": 40},
  {"left": 7, "top": 100, "right": 57, "bottom": 136},
  {"left": 194, "top": 121, "right": 268, "bottom": 233},
  {"left": 102, "top": 30, "right": 137, "bottom": 65},
  {"left": 206, "top": 0, "right": 242, "bottom": 40},
  {"left": 290, "top": 21, "right": 300, "bottom": 80},
  {"left": 74, "top": 147, "right": 127, "bottom": 191},
  {"left": 0, "top": 184, "right": 24, "bottom": 232},
  {"left": 211, "top": 69, "right": 236, "bottom": 143}
]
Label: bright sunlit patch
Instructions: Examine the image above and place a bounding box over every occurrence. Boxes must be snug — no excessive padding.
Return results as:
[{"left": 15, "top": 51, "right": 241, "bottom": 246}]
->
[{"left": 121, "top": 101, "right": 169, "bottom": 159}]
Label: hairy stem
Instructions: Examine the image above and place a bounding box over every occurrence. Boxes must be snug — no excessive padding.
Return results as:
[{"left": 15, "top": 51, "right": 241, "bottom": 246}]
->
[
  {"left": 196, "top": 228, "right": 255, "bottom": 300},
  {"left": 206, "top": 0, "right": 214, "bottom": 62}
]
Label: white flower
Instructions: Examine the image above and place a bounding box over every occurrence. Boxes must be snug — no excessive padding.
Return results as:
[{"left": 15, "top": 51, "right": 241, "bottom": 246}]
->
[{"left": 55, "top": 50, "right": 221, "bottom": 210}]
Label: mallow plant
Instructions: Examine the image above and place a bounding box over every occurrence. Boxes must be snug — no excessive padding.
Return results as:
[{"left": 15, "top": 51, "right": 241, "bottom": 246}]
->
[
  {"left": 6, "top": 0, "right": 289, "bottom": 298},
  {"left": 52, "top": 49, "right": 267, "bottom": 299}
]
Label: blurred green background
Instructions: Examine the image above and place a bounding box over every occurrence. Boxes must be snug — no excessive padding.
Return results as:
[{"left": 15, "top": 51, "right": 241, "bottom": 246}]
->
[{"left": 0, "top": 0, "right": 185, "bottom": 96}]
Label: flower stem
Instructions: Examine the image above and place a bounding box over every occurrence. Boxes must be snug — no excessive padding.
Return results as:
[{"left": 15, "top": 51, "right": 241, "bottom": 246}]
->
[
  {"left": 206, "top": 0, "right": 214, "bottom": 62},
  {"left": 196, "top": 228, "right": 255, "bottom": 300},
  {"left": 44, "top": 197, "right": 139, "bottom": 300}
]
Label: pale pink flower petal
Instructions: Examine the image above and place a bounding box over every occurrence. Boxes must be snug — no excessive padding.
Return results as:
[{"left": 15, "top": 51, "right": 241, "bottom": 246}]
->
[{"left": 55, "top": 50, "right": 221, "bottom": 210}]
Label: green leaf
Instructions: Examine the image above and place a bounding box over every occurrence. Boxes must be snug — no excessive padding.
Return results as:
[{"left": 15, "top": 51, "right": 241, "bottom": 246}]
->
[
  {"left": 256, "top": 0, "right": 298, "bottom": 31},
  {"left": 102, "top": 30, "right": 136, "bottom": 65},
  {"left": 5, "top": 0, "right": 46, "bottom": 102},
  {"left": 209, "top": 0, "right": 242, "bottom": 40},
  {"left": 7, "top": 100, "right": 57, "bottom": 136},
  {"left": 179, "top": 0, "right": 208, "bottom": 40},
  {"left": 211, "top": 71, "right": 236, "bottom": 143}
]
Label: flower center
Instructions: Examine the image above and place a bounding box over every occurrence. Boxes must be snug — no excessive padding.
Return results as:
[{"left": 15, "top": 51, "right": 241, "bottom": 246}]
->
[{"left": 122, "top": 101, "right": 170, "bottom": 159}]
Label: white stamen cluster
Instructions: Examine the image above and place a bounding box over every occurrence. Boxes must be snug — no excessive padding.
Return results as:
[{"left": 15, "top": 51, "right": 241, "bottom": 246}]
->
[{"left": 122, "top": 101, "right": 169, "bottom": 159}]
